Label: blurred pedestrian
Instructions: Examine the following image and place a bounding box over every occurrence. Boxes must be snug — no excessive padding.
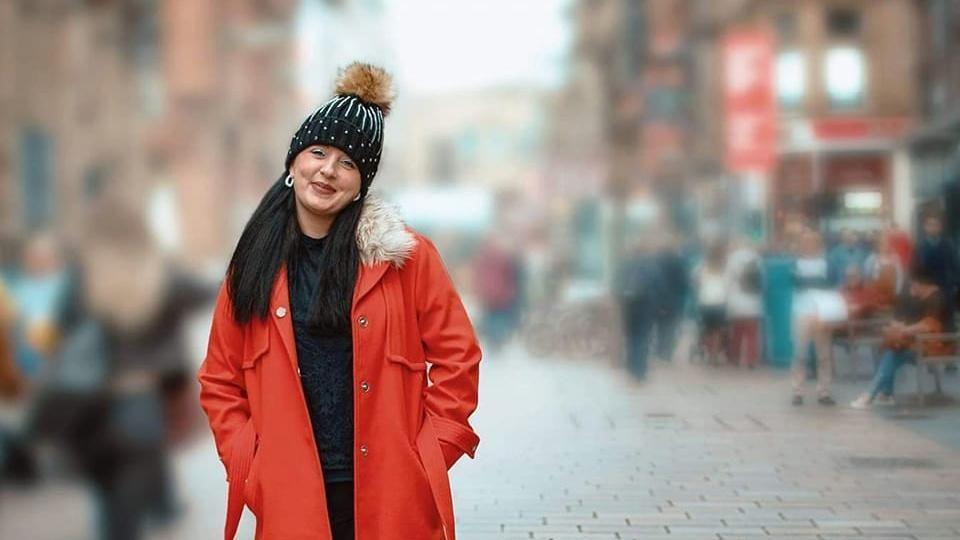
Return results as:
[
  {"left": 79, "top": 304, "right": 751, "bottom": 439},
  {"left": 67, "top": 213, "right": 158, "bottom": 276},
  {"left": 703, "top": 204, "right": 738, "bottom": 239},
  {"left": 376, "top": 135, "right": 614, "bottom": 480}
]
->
[
  {"left": 7, "top": 231, "right": 72, "bottom": 379},
  {"left": 863, "top": 231, "right": 904, "bottom": 308},
  {"left": 884, "top": 222, "right": 914, "bottom": 270},
  {"left": 840, "top": 265, "right": 884, "bottom": 321},
  {"left": 725, "top": 238, "right": 763, "bottom": 369},
  {"left": 198, "top": 63, "right": 481, "bottom": 540},
  {"left": 616, "top": 237, "right": 660, "bottom": 380},
  {"left": 694, "top": 241, "right": 728, "bottom": 365},
  {"left": 30, "top": 197, "right": 214, "bottom": 540},
  {"left": 791, "top": 229, "right": 844, "bottom": 406},
  {"left": 827, "top": 228, "right": 866, "bottom": 287},
  {"left": 0, "top": 276, "right": 21, "bottom": 399},
  {"left": 473, "top": 233, "right": 523, "bottom": 352},
  {"left": 912, "top": 212, "right": 959, "bottom": 331},
  {"left": 651, "top": 235, "right": 688, "bottom": 362},
  {"left": 0, "top": 273, "right": 33, "bottom": 484}
]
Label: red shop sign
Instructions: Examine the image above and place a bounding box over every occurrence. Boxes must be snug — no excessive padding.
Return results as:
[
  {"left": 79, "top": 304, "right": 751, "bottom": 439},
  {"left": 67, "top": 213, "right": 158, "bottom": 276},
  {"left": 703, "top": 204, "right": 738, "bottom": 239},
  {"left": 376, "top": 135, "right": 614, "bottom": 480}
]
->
[{"left": 723, "top": 30, "right": 777, "bottom": 173}]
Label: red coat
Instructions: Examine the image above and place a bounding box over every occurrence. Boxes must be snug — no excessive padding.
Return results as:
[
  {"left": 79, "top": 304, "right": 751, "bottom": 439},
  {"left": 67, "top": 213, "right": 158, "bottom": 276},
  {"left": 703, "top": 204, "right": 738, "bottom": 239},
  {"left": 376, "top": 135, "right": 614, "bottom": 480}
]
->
[{"left": 198, "top": 197, "right": 482, "bottom": 539}]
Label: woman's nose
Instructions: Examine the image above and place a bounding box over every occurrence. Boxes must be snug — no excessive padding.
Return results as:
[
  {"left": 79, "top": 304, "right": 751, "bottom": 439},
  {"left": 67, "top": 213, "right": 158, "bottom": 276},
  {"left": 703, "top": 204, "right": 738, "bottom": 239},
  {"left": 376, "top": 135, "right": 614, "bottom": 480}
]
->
[{"left": 320, "top": 157, "right": 336, "bottom": 178}]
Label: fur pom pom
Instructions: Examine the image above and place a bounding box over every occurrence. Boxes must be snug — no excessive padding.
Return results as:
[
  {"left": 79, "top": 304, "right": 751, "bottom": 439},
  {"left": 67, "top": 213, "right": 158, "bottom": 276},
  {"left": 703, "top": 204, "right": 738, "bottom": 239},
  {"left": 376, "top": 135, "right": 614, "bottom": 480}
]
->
[{"left": 334, "top": 62, "right": 395, "bottom": 116}]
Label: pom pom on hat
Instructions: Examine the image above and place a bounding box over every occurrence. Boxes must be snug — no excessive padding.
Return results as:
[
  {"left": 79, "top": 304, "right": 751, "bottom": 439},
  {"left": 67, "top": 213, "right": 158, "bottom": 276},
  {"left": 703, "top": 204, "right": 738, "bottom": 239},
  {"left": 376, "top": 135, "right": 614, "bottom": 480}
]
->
[{"left": 334, "top": 62, "right": 395, "bottom": 116}]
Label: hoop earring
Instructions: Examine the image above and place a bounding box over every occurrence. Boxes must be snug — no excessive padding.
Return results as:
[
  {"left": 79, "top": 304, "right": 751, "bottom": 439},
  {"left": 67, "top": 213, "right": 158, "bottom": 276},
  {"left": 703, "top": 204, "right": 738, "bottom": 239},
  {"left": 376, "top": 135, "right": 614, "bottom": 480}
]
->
[
  {"left": 353, "top": 192, "right": 362, "bottom": 202},
  {"left": 284, "top": 174, "right": 294, "bottom": 188}
]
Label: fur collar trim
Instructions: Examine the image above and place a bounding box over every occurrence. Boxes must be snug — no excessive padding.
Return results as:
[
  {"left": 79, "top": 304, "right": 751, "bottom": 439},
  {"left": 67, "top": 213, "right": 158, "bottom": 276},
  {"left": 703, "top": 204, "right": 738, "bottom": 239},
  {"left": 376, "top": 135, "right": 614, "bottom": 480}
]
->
[{"left": 356, "top": 194, "right": 417, "bottom": 267}]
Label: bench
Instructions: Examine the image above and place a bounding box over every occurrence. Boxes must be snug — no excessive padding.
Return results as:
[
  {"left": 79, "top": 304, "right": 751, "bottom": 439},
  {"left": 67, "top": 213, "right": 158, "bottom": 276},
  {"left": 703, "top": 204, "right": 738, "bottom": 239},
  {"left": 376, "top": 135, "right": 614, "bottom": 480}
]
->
[
  {"left": 829, "top": 317, "right": 891, "bottom": 378},
  {"left": 913, "top": 332, "right": 960, "bottom": 405}
]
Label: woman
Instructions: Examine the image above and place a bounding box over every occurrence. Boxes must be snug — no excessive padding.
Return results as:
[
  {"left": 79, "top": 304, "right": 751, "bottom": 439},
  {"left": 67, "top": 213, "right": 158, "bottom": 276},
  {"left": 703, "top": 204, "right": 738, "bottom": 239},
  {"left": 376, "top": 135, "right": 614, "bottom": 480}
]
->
[
  {"left": 863, "top": 231, "right": 903, "bottom": 308},
  {"left": 839, "top": 265, "right": 883, "bottom": 321},
  {"left": 791, "top": 228, "right": 845, "bottom": 406},
  {"left": 695, "top": 241, "right": 728, "bottom": 365},
  {"left": 725, "top": 238, "right": 763, "bottom": 369},
  {"left": 198, "top": 63, "right": 481, "bottom": 540}
]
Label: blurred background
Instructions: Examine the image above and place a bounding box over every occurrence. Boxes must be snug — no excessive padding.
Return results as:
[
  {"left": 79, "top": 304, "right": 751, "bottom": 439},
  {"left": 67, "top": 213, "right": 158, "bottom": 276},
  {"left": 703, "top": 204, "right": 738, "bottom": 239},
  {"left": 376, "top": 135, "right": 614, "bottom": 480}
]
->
[{"left": 3, "top": 1, "right": 960, "bottom": 539}]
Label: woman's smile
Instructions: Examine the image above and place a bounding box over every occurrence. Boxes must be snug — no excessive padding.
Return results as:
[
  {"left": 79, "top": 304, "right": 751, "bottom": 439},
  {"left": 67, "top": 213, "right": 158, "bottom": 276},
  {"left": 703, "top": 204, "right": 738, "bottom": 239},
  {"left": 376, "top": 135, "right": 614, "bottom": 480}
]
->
[{"left": 309, "top": 181, "right": 337, "bottom": 195}]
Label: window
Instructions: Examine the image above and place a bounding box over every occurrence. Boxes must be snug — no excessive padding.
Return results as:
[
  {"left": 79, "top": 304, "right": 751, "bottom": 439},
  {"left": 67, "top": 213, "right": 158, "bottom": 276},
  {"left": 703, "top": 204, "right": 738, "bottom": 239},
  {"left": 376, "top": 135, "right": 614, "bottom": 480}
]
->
[
  {"left": 826, "top": 7, "right": 861, "bottom": 37},
  {"left": 776, "top": 50, "right": 806, "bottom": 110},
  {"left": 843, "top": 191, "right": 883, "bottom": 214},
  {"left": 824, "top": 46, "right": 866, "bottom": 109}
]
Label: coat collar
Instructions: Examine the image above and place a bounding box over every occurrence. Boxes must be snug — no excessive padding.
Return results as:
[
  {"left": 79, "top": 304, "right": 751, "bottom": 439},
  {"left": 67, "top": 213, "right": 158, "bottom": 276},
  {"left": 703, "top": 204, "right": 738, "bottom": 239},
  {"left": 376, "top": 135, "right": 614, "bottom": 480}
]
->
[
  {"left": 356, "top": 194, "right": 417, "bottom": 268},
  {"left": 353, "top": 194, "right": 418, "bottom": 303}
]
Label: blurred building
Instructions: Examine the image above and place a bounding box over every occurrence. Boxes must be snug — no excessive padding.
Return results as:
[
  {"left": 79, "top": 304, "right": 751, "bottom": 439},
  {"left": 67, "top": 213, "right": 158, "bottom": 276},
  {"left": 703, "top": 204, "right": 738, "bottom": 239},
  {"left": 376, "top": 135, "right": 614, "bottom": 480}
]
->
[
  {"left": 0, "top": 0, "right": 159, "bottom": 239},
  {"left": 0, "top": 0, "right": 300, "bottom": 268},
  {"left": 756, "top": 0, "right": 921, "bottom": 239},
  {"left": 161, "top": 0, "right": 300, "bottom": 265},
  {"left": 566, "top": 0, "right": 931, "bottom": 245},
  {"left": 553, "top": 0, "right": 733, "bottom": 282},
  {"left": 388, "top": 88, "right": 545, "bottom": 193},
  {"left": 685, "top": 0, "right": 925, "bottom": 239},
  {"left": 384, "top": 87, "right": 548, "bottom": 275},
  {"left": 904, "top": 0, "right": 960, "bottom": 240}
]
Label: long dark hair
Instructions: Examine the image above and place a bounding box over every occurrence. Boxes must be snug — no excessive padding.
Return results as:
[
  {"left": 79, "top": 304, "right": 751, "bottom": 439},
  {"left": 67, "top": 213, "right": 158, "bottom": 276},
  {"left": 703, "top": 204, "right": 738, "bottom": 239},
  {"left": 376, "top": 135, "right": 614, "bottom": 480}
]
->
[{"left": 226, "top": 174, "right": 362, "bottom": 334}]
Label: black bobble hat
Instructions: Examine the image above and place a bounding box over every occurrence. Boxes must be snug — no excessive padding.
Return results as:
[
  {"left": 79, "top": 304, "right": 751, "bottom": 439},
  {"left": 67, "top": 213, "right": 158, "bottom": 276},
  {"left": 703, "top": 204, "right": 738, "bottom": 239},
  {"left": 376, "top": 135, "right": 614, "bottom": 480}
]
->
[{"left": 285, "top": 62, "right": 395, "bottom": 194}]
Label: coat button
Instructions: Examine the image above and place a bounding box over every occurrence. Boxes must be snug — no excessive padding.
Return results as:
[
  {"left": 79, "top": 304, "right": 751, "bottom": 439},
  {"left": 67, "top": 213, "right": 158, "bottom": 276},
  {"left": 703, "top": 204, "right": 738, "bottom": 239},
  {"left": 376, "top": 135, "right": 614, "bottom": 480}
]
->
[
  {"left": 275, "top": 306, "right": 287, "bottom": 318},
  {"left": 359, "top": 445, "right": 368, "bottom": 456},
  {"left": 360, "top": 380, "right": 370, "bottom": 392},
  {"left": 357, "top": 315, "right": 368, "bottom": 328}
]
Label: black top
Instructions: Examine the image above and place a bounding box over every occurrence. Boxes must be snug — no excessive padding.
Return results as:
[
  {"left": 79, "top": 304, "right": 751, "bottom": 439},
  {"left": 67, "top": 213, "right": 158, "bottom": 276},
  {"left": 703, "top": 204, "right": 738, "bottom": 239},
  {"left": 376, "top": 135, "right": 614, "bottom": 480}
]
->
[
  {"left": 914, "top": 237, "right": 960, "bottom": 290},
  {"left": 894, "top": 288, "right": 945, "bottom": 326},
  {"left": 289, "top": 233, "right": 354, "bottom": 484}
]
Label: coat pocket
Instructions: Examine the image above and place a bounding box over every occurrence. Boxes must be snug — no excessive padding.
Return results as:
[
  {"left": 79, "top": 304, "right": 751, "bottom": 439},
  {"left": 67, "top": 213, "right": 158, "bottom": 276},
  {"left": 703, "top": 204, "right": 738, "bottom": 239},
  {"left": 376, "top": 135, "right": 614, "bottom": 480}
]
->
[
  {"left": 225, "top": 418, "right": 258, "bottom": 539},
  {"left": 415, "top": 414, "right": 456, "bottom": 540},
  {"left": 243, "top": 436, "right": 263, "bottom": 518},
  {"left": 241, "top": 325, "right": 270, "bottom": 370}
]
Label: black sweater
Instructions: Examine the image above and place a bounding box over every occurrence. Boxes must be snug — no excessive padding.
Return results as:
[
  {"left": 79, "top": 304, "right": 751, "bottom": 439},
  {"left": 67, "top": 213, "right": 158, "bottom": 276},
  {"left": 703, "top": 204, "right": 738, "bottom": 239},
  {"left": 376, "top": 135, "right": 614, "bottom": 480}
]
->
[{"left": 289, "top": 233, "right": 354, "bottom": 484}]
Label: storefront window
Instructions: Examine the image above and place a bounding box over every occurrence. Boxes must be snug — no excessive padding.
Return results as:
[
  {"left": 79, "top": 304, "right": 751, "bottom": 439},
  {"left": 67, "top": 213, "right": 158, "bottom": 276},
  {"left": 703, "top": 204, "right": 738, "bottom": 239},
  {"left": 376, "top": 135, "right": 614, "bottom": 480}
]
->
[
  {"left": 824, "top": 46, "right": 866, "bottom": 110},
  {"left": 776, "top": 50, "right": 806, "bottom": 111}
]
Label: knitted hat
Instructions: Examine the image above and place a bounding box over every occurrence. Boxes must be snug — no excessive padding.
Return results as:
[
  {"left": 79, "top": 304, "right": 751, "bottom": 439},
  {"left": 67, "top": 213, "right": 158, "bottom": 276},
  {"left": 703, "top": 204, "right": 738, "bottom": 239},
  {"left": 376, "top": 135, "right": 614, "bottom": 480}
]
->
[{"left": 285, "top": 62, "right": 395, "bottom": 194}]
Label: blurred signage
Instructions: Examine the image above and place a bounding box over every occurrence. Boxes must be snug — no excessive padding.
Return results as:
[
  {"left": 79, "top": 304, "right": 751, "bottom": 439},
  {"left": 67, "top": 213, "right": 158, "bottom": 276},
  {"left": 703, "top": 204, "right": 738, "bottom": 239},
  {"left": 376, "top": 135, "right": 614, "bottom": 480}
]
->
[
  {"left": 812, "top": 117, "right": 911, "bottom": 140},
  {"left": 843, "top": 191, "right": 883, "bottom": 213},
  {"left": 723, "top": 30, "right": 776, "bottom": 173}
]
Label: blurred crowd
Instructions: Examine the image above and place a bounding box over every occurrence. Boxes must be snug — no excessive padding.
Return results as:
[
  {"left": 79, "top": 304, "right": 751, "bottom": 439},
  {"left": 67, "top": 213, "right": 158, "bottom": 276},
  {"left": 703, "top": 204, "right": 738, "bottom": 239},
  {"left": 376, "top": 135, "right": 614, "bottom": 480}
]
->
[
  {"left": 613, "top": 210, "right": 957, "bottom": 406},
  {"left": 467, "top": 206, "right": 959, "bottom": 410},
  {"left": 0, "top": 199, "right": 215, "bottom": 540}
]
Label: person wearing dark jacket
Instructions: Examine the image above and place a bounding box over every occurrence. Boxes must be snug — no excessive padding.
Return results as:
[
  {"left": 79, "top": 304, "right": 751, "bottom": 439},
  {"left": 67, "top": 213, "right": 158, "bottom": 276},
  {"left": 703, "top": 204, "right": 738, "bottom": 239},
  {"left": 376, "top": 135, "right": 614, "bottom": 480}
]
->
[
  {"left": 850, "top": 266, "right": 947, "bottom": 408},
  {"left": 912, "top": 213, "right": 959, "bottom": 330},
  {"left": 616, "top": 239, "right": 662, "bottom": 380},
  {"left": 29, "top": 198, "right": 216, "bottom": 540},
  {"left": 652, "top": 239, "right": 689, "bottom": 362}
]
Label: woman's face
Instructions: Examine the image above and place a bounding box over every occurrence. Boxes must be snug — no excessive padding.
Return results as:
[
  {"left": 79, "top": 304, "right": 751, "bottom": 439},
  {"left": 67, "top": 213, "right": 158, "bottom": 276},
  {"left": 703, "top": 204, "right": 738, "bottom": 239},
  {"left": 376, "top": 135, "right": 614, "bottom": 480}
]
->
[{"left": 289, "top": 144, "right": 362, "bottom": 218}]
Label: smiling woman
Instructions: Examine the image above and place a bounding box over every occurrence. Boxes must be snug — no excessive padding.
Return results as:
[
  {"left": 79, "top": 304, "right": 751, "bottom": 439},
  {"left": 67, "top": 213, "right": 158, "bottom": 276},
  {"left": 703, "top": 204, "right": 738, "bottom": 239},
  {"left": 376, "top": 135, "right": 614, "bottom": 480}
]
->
[{"left": 198, "top": 63, "right": 482, "bottom": 540}]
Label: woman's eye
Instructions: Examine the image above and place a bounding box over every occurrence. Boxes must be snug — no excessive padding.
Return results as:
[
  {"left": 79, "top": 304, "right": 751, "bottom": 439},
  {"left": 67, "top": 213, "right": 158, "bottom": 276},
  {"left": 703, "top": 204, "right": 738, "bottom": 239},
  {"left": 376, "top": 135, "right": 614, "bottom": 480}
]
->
[
  {"left": 311, "top": 148, "right": 326, "bottom": 157},
  {"left": 341, "top": 160, "right": 356, "bottom": 170}
]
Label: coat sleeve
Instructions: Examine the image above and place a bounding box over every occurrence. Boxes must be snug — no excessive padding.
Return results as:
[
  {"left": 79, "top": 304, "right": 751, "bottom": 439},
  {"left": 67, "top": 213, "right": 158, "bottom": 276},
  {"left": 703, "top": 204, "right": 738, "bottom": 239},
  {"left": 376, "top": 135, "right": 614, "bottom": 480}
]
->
[
  {"left": 414, "top": 236, "right": 482, "bottom": 469},
  {"left": 197, "top": 282, "right": 250, "bottom": 468}
]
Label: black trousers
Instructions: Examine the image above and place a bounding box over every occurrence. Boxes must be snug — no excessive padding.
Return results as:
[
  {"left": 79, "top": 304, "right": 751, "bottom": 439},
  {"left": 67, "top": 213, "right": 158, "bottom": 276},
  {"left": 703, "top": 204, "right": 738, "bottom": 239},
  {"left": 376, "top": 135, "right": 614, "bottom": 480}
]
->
[{"left": 326, "top": 481, "right": 355, "bottom": 540}]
